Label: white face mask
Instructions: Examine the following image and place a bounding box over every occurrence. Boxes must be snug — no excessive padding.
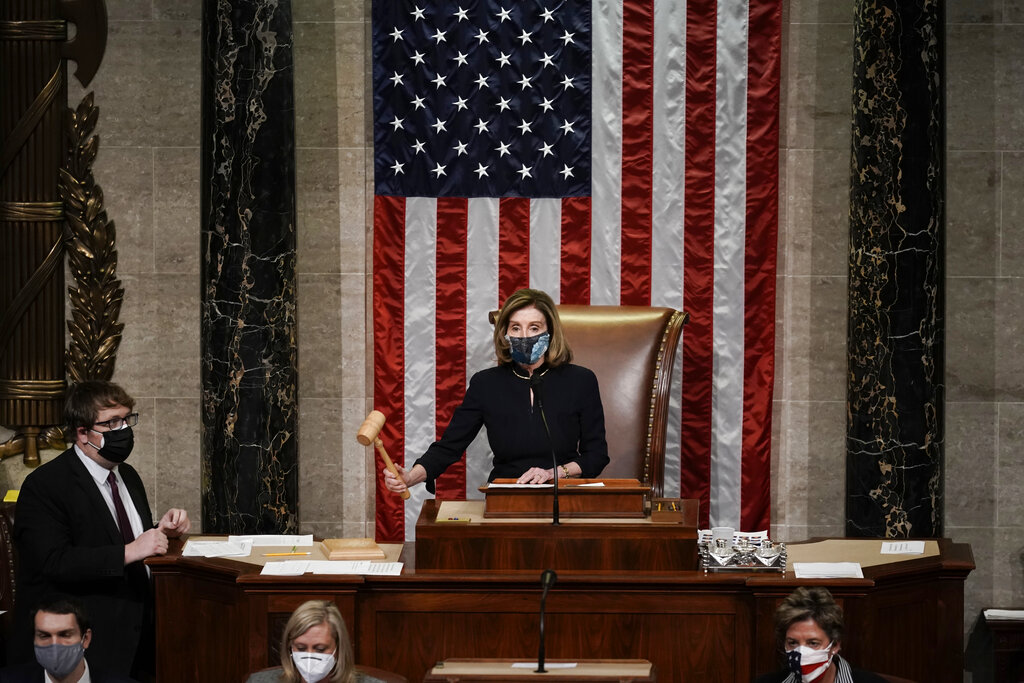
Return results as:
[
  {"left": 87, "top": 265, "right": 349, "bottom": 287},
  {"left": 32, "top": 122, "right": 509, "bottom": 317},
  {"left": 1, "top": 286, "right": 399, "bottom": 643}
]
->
[
  {"left": 786, "top": 642, "right": 834, "bottom": 682},
  {"left": 291, "top": 651, "right": 337, "bottom": 683}
]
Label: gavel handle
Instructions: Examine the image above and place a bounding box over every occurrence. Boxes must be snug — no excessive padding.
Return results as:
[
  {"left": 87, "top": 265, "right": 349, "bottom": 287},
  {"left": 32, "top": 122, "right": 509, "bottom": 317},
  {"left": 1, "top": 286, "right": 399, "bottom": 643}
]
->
[{"left": 375, "top": 438, "right": 411, "bottom": 500}]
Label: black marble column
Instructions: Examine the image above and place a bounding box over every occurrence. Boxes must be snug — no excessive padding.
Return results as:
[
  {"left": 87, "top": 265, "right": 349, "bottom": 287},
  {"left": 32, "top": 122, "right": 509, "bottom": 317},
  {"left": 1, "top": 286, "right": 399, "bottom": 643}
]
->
[
  {"left": 200, "top": 0, "right": 298, "bottom": 534},
  {"left": 846, "top": 0, "right": 945, "bottom": 538}
]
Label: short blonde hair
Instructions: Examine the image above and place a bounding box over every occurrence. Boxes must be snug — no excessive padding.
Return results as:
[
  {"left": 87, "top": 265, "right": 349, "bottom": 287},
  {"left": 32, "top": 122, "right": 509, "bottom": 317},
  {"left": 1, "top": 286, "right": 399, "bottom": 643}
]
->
[
  {"left": 278, "top": 601, "right": 355, "bottom": 683},
  {"left": 492, "top": 288, "right": 572, "bottom": 367}
]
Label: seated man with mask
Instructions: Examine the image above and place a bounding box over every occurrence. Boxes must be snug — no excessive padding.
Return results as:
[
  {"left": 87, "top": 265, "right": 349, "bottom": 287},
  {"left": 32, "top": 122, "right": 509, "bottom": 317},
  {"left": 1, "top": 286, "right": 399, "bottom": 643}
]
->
[
  {"left": 0, "top": 595, "right": 137, "bottom": 682},
  {"left": 10, "top": 381, "right": 191, "bottom": 680}
]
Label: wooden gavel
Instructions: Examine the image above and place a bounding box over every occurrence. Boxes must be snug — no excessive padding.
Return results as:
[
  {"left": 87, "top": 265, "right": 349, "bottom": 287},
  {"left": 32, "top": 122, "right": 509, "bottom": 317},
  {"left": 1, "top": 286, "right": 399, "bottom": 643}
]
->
[{"left": 356, "top": 410, "right": 410, "bottom": 500}]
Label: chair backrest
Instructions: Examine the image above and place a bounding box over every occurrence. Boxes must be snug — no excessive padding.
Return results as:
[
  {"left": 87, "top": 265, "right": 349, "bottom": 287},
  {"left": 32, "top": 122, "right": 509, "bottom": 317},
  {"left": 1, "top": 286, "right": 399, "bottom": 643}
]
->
[{"left": 493, "top": 305, "right": 687, "bottom": 496}]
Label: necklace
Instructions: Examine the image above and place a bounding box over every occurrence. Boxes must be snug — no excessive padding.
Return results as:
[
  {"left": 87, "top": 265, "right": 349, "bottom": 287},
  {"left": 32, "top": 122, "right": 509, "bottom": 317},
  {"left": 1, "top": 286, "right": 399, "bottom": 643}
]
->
[{"left": 511, "top": 365, "right": 549, "bottom": 381}]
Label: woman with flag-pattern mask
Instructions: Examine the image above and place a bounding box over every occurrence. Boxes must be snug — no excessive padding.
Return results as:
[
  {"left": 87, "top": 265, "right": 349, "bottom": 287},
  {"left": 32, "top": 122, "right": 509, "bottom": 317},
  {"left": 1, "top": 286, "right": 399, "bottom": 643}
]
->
[{"left": 382, "top": 288, "right": 609, "bottom": 494}]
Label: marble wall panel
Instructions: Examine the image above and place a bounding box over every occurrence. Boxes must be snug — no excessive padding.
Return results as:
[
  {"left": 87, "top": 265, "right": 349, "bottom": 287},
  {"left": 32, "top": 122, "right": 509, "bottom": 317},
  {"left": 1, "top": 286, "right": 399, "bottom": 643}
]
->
[
  {"left": 946, "top": 152, "right": 999, "bottom": 278},
  {"left": 994, "top": 278, "right": 1024, "bottom": 402},
  {"left": 340, "top": 272, "right": 367, "bottom": 399},
  {"left": 153, "top": 147, "right": 201, "bottom": 274},
  {"left": 152, "top": 397, "right": 201, "bottom": 519},
  {"left": 342, "top": 396, "right": 375, "bottom": 538},
  {"left": 297, "top": 275, "right": 343, "bottom": 398},
  {"left": 784, "top": 149, "right": 850, "bottom": 277},
  {"left": 334, "top": 22, "right": 369, "bottom": 148},
  {"left": 296, "top": 147, "right": 343, "bottom": 275},
  {"left": 1008, "top": 1, "right": 1024, "bottom": 23},
  {"left": 993, "top": 527, "right": 1024, "bottom": 607},
  {"left": 294, "top": 0, "right": 366, "bottom": 23},
  {"left": 74, "top": 20, "right": 200, "bottom": 148},
  {"left": 297, "top": 397, "right": 345, "bottom": 536},
  {"left": 1002, "top": 153, "right": 1024, "bottom": 276},
  {"left": 784, "top": 21, "right": 853, "bottom": 152},
  {"left": 944, "top": 402, "right": 997, "bottom": 528},
  {"left": 88, "top": 147, "right": 155, "bottom": 275},
  {"left": 947, "top": 2, "right": 1000, "bottom": 23},
  {"left": 946, "top": 25, "right": 996, "bottom": 153},
  {"left": 780, "top": 275, "right": 848, "bottom": 402},
  {"left": 996, "top": 404, "right": 1024, "bottom": 524},
  {"left": 785, "top": 0, "right": 854, "bottom": 24},
  {"left": 115, "top": 274, "right": 200, "bottom": 398},
  {"left": 294, "top": 21, "right": 340, "bottom": 149},
  {"left": 944, "top": 277, "right": 996, "bottom": 402},
  {"left": 338, "top": 148, "right": 368, "bottom": 275},
  {"left": 995, "top": 25, "right": 1024, "bottom": 151}
]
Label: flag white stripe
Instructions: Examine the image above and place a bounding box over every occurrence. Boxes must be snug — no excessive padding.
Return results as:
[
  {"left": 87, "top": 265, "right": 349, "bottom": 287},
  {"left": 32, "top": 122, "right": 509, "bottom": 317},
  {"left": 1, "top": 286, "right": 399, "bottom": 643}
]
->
[
  {"left": 710, "top": 0, "right": 750, "bottom": 528},
  {"left": 590, "top": 0, "right": 623, "bottom": 305},
  {"left": 403, "top": 197, "right": 438, "bottom": 541},
  {"left": 530, "top": 198, "right": 563, "bottom": 297},
  {"left": 652, "top": 0, "right": 688, "bottom": 497},
  {"left": 464, "top": 198, "right": 500, "bottom": 498}
]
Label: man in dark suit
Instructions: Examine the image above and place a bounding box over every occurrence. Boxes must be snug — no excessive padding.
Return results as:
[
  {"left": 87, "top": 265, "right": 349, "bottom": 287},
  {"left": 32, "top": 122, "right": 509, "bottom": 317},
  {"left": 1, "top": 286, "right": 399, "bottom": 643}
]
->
[
  {"left": 0, "top": 596, "right": 137, "bottom": 683},
  {"left": 11, "top": 381, "right": 191, "bottom": 679}
]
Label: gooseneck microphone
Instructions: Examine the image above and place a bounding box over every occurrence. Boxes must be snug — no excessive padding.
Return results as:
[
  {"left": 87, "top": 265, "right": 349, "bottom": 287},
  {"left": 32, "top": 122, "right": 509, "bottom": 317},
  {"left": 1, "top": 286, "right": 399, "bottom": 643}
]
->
[
  {"left": 530, "top": 372, "right": 559, "bottom": 525},
  {"left": 535, "top": 569, "right": 558, "bottom": 673}
]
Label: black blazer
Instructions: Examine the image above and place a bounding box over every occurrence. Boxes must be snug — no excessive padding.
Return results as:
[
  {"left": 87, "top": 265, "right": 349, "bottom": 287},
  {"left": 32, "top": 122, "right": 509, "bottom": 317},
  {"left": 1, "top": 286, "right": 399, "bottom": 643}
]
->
[
  {"left": 11, "top": 448, "right": 155, "bottom": 676},
  {"left": 0, "top": 659, "right": 138, "bottom": 683}
]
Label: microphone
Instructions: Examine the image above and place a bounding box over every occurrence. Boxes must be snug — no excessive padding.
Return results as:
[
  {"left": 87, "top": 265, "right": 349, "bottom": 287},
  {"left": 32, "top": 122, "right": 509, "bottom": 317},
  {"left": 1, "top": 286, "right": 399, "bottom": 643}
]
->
[
  {"left": 530, "top": 372, "right": 559, "bottom": 525},
  {"left": 535, "top": 569, "right": 558, "bottom": 673}
]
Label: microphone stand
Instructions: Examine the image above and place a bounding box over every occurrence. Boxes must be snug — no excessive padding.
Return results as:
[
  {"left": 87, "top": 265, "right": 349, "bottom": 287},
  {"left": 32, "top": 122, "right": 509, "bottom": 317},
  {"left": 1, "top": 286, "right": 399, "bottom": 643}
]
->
[
  {"left": 535, "top": 569, "right": 558, "bottom": 673},
  {"left": 530, "top": 372, "right": 559, "bottom": 525}
]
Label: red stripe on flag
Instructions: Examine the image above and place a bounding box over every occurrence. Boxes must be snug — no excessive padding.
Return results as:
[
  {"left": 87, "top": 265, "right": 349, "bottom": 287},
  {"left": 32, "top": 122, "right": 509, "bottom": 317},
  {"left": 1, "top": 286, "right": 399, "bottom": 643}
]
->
[
  {"left": 560, "top": 197, "right": 592, "bottom": 304},
  {"left": 619, "top": 0, "right": 654, "bottom": 305},
  {"left": 372, "top": 195, "right": 407, "bottom": 542},
  {"left": 741, "top": 0, "right": 782, "bottom": 532},
  {"left": 680, "top": 0, "right": 717, "bottom": 529},
  {"left": 498, "top": 197, "right": 530, "bottom": 300},
  {"left": 434, "top": 198, "right": 469, "bottom": 500}
]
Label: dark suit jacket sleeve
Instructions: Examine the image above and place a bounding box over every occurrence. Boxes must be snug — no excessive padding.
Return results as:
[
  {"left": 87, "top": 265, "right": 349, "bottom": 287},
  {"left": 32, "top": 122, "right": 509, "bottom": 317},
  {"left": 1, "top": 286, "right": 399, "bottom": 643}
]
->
[
  {"left": 573, "top": 367, "right": 609, "bottom": 477},
  {"left": 14, "top": 457, "right": 127, "bottom": 583}
]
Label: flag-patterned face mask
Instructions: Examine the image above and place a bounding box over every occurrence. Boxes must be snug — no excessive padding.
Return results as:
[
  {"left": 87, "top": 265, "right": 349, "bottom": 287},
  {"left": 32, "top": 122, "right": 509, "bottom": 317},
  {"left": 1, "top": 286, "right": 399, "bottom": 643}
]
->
[
  {"left": 506, "top": 332, "right": 550, "bottom": 365},
  {"left": 786, "top": 643, "right": 834, "bottom": 682}
]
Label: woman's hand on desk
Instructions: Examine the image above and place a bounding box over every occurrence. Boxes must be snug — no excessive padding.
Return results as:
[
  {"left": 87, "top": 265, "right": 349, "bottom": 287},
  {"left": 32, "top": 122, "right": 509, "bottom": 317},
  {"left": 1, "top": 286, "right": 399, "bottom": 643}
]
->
[
  {"left": 516, "top": 467, "right": 555, "bottom": 484},
  {"left": 383, "top": 462, "right": 427, "bottom": 493}
]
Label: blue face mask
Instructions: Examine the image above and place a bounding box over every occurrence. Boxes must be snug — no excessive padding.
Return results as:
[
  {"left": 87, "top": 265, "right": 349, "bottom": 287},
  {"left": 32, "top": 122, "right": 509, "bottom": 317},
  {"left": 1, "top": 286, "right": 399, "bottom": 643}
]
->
[{"left": 506, "top": 332, "right": 550, "bottom": 365}]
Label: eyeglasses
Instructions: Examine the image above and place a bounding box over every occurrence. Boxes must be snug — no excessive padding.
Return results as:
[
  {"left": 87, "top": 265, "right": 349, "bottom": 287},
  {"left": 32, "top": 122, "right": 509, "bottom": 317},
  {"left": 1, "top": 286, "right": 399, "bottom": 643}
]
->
[{"left": 93, "top": 413, "right": 139, "bottom": 430}]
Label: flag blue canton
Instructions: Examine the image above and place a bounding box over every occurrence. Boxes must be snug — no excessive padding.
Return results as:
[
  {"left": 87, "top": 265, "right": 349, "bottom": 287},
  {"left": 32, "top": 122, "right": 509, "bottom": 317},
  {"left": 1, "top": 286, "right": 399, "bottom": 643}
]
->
[{"left": 372, "top": 0, "right": 591, "bottom": 198}]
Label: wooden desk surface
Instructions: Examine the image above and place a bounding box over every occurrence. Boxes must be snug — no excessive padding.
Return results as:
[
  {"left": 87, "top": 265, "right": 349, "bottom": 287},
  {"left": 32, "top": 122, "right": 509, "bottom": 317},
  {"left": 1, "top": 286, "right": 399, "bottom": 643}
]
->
[{"left": 424, "top": 658, "right": 655, "bottom": 682}]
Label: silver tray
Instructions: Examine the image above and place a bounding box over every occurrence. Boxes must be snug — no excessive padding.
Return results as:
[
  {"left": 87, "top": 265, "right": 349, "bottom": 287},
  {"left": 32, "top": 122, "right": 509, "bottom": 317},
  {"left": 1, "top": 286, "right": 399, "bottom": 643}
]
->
[{"left": 699, "top": 539, "right": 787, "bottom": 573}]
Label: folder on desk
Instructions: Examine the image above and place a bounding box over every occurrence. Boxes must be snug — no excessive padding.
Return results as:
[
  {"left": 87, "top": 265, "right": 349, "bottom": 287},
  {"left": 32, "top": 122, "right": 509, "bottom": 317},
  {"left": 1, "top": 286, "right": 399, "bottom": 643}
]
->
[{"left": 321, "top": 537, "right": 386, "bottom": 560}]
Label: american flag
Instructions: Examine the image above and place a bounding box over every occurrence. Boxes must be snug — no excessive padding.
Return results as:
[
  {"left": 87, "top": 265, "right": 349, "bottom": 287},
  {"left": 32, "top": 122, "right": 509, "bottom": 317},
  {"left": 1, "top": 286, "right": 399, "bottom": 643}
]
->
[{"left": 371, "top": 0, "right": 780, "bottom": 542}]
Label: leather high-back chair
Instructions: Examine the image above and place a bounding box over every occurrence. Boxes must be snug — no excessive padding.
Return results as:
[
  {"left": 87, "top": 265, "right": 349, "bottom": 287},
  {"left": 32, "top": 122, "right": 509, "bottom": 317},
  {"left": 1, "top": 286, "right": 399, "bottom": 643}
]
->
[{"left": 493, "top": 305, "right": 688, "bottom": 497}]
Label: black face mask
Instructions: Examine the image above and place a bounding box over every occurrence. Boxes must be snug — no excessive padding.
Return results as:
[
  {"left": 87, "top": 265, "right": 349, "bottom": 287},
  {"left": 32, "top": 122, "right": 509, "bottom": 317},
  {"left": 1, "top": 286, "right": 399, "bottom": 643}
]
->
[{"left": 88, "top": 426, "right": 134, "bottom": 463}]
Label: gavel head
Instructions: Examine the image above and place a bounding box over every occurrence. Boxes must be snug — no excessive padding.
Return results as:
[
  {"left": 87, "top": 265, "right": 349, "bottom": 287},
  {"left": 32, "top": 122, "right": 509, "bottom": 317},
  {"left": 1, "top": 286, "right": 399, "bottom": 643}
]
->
[{"left": 356, "top": 410, "right": 386, "bottom": 445}]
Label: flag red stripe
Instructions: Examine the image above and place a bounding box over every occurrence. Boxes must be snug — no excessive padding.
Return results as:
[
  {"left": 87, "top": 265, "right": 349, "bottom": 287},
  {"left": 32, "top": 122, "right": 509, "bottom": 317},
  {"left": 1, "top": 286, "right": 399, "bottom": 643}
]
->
[
  {"left": 372, "top": 195, "right": 408, "bottom": 542},
  {"left": 560, "top": 197, "right": 593, "bottom": 304},
  {"left": 434, "top": 199, "right": 469, "bottom": 499},
  {"left": 498, "top": 197, "right": 531, "bottom": 300},
  {"left": 619, "top": 0, "right": 655, "bottom": 305},
  {"left": 741, "top": 0, "right": 782, "bottom": 531},
  {"left": 680, "top": 0, "right": 718, "bottom": 528}
]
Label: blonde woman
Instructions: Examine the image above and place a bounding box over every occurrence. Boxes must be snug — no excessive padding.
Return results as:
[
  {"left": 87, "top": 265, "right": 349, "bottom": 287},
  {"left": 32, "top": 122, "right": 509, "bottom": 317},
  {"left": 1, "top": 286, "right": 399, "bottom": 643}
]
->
[{"left": 246, "top": 601, "right": 385, "bottom": 683}]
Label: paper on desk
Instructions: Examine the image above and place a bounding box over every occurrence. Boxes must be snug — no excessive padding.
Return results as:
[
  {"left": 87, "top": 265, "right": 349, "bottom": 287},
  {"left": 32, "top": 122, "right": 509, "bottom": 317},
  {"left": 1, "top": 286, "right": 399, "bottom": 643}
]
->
[
  {"left": 880, "top": 541, "right": 925, "bottom": 555},
  {"left": 984, "top": 609, "right": 1024, "bottom": 620},
  {"left": 511, "top": 663, "right": 577, "bottom": 669},
  {"left": 794, "top": 562, "right": 863, "bottom": 579},
  {"left": 576, "top": 482, "right": 605, "bottom": 487},
  {"left": 307, "top": 561, "right": 404, "bottom": 576},
  {"left": 261, "top": 560, "right": 309, "bottom": 576},
  {"left": 182, "top": 539, "right": 253, "bottom": 558},
  {"left": 229, "top": 534, "right": 314, "bottom": 547},
  {"left": 486, "top": 483, "right": 553, "bottom": 488}
]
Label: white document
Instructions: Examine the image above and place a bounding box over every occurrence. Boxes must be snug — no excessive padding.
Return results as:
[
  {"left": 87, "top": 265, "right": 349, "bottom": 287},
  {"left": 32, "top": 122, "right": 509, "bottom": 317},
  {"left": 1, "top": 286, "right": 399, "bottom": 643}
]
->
[
  {"left": 306, "top": 561, "right": 403, "bottom": 576},
  {"left": 793, "top": 562, "right": 864, "bottom": 579},
  {"left": 229, "top": 534, "right": 314, "bottom": 547},
  {"left": 880, "top": 541, "right": 925, "bottom": 555},
  {"left": 486, "top": 483, "right": 553, "bottom": 488},
  {"left": 576, "top": 482, "right": 606, "bottom": 487},
  {"left": 511, "top": 663, "right": 578, "bottom": 669},
  {"left": 260, "top": 560, "right": 309, "bottom": 576},
  {"left": 182, "top": 539, "right": 252, "bottom": 558},
  {"left": 984, "top": 609, "right": 1024, "bottom": 620}
]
